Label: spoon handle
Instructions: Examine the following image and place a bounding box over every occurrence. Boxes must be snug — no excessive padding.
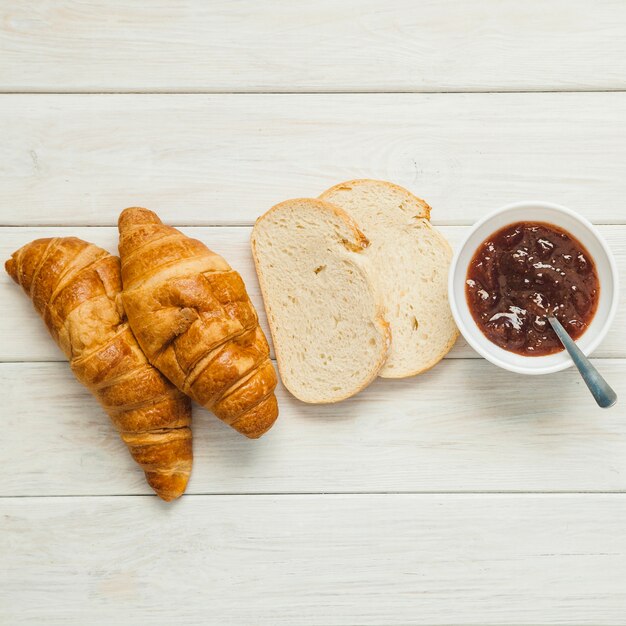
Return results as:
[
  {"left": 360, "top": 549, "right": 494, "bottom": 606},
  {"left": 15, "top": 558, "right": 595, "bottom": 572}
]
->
[{"left": 548, "top": 316, "right": 617, "bottom": 409}]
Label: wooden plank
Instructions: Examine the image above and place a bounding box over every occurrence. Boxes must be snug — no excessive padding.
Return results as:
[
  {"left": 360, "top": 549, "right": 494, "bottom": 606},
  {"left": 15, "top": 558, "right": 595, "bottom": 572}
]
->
[
  {"left": 3, "top": 359, "right": 626, "bottom": 496},
  {"left": 2, "top": 1, "right": 626, "bottom": 92},
  {"left": 2, "top": 225, "right": 625, "bottom": 362},
  {"left": 1, "top": 93, "right": 626, "bottom": 225},
  {"left": 1, "top": 494, "right": 626, "bottom": 625}
]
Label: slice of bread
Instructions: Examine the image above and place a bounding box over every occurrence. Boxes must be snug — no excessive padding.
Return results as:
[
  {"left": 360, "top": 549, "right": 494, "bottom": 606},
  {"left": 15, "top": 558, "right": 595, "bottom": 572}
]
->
[
  {"left": 320, "top": 179, "right": 458, "bottom": 378},
  {"left": 251, "top": 198, "right": 390, "bottom": 403}
]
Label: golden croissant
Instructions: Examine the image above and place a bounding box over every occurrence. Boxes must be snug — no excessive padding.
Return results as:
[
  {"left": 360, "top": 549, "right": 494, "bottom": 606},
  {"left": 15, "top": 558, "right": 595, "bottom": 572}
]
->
[
  {"left": 5, "top": 237, "right": 192, "bottom": 501},
  {"left": 118, "top": 207, "right": 279, "bottom": 438}
]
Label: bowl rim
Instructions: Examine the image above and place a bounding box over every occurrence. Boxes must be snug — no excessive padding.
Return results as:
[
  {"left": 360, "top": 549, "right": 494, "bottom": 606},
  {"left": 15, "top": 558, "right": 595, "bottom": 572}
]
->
[{"left": 448, "top": 200, "right": 620, "bottom": 375}]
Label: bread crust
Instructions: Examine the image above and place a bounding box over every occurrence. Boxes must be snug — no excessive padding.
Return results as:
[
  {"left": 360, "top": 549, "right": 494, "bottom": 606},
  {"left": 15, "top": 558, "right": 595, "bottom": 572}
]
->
[
  {"left": 252, "top": 198, "right": 391, "bottom": 403},
  {"left": 320, "top": 178, "right": 432, "bottom": 221},
  {"left": 254, "top": 197, "right": 372, "bottom": 248}
]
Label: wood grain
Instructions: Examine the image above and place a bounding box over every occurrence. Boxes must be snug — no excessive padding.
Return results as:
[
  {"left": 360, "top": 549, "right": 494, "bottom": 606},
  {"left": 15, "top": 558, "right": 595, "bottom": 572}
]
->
[
  {"left": 1, "top": 93, "right": 626, "bottom": 225},
  {"left": 3, "top": 359, "right": 626, "bottom": 496},
  {"left": 2, "top": 494, "right": 626, "bottom": 625},
  {"left": 1, "top": 1, "right": 626, "bottom": 92},
  {"left": 3, "top": 225, "right": 625, "bottom": 362}
]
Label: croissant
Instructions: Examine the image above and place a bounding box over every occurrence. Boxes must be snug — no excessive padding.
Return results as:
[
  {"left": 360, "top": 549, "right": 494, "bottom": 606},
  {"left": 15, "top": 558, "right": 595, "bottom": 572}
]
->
[
  {"left": 5, "top": 237, "right": 192, "bottom": 501},
  {"left": 117, "top": 207, "right": 279, "bottom": 438}
]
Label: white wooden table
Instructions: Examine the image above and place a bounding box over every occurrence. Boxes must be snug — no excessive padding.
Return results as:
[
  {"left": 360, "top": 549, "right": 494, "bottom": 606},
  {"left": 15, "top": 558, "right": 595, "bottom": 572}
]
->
[{"left": 1, "top": 2, "right": 626, "bottom": 624}]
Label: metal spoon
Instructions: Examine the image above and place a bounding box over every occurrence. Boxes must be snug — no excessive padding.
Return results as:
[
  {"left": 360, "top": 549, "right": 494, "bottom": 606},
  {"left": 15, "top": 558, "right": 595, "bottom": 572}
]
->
[{"left": 547, "top": 316, "right": 617, "bottom": 408}]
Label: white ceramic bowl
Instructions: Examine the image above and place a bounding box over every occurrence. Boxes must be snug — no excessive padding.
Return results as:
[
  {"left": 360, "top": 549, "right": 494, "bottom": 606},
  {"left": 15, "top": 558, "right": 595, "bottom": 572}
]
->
[{"left": 448, "top": 201, "right": 619, "bottom": 375}]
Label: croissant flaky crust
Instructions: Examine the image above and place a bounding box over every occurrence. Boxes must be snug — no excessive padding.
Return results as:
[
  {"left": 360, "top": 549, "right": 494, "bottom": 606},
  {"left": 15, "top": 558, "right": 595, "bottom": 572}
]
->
[
  {"left": 5, "top": 237, "right": 192, "bottom": 501},
  {"left": 118, "top": 207, "right": 279, "bottom": 438}
]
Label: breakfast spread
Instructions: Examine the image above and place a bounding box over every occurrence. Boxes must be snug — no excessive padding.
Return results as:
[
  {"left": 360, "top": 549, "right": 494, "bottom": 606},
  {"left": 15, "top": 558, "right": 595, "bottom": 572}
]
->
[
  {"left": 5, "top": 184, "right": 616, "bottom": 498},
  {"left": 252, "top": 179, "right": 457, "bottom": 403},
  {"left": 465, "top": 221, "right": 600, "bottom": 356},
  {"left": 5, "top": 237, "right": 193, "bottom": 501},
  {"left": 118, "top": 207, "right": 279, "bottom": 439}
]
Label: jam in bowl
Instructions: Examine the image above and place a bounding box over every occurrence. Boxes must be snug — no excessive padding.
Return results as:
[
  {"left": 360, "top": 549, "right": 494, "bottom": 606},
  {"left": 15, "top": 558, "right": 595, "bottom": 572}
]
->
[{"left": 465, "top": 221, "right": 599, "bottom": 356}]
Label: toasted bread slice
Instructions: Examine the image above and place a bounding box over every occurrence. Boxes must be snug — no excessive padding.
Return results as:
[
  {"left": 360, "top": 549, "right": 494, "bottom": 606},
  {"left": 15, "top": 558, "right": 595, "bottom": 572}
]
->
[
  {"left": 320, "top": 179, "right": 458, "bottom": 377},
  {"left": 251, "top": 198, "right": 390, "bottom": 403}
]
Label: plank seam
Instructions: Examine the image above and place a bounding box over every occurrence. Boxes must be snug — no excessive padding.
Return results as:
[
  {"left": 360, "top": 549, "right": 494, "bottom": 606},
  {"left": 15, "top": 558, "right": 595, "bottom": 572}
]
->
[
  {"left": 2, "top": 222, "right": 626, "bottom": 228},
  {"left": 0, "top": 356, "right": 622, "bottom": 364},
  {"left": 2, "top": 89, "right": 626, "bottom": 95},
  {"left": 2, "top": 491, "right": 626, "bottom": 499}
]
